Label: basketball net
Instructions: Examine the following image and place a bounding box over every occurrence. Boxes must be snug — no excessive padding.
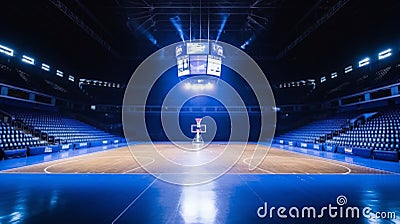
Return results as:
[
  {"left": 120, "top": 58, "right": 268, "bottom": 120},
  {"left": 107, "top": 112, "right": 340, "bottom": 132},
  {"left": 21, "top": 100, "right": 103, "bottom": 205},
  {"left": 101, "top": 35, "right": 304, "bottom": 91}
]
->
[{"left": 193, "top": 118, "right": 205, "bottom": 145}]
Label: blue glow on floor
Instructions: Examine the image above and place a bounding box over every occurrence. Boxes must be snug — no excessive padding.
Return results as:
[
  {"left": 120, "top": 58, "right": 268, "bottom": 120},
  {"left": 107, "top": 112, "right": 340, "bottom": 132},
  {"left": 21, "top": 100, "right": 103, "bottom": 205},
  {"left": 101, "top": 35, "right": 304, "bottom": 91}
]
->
[
  {"left": 0, "top": 174, "right": 399, "bottom": 223},
  {"left": 1, "top": 142, "right": 399, "bottom": 223}
]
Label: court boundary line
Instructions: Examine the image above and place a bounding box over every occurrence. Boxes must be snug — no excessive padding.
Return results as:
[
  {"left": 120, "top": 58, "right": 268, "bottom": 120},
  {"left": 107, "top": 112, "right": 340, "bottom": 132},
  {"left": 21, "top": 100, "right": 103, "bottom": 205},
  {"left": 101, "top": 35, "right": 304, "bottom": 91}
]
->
[
  {"left": 269, "top": 144, "right": 398, "bottom": 174},
  {"left": 242, "top": 156, "right": 351, "bottom": 174},
  {"left": 0, "top": 144, "right": 130, "bottom": 172},
  {"left": 123, "top": 158, "right": 155, "bottom": 173},
  {"left": 42, "top": 156, "right": 155, "bottom": 174},
  {"left": 111, "top": 176, "right": 159, "bottom": 224},
  {"left": 1, "top": 143, "right": 394, "bottom": 175},
  {"left": 242, "top": 158, "right": 275, "bottom": 174},
  {"left": 238, "top": 174, "right": 265, "bottom": 203}
]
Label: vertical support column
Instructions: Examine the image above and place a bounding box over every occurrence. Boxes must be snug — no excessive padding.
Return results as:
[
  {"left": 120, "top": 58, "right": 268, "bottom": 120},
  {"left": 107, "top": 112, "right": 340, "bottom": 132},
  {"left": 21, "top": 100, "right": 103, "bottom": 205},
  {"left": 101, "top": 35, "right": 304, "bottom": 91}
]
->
[
  {"left": 51, "top": 98, "right": 56, "bottom": 106},
  {"left": 365, "top": 93, "right": 370, "bottom": 101},
  {"left": 29, "top": 93, "right": 35, "bottom": 101},
  {"left": 391, "top": 86, "right": 399, "bottom": 96},
  {"left": 1, "top": 86, "right": 8, "bottom": 96}
]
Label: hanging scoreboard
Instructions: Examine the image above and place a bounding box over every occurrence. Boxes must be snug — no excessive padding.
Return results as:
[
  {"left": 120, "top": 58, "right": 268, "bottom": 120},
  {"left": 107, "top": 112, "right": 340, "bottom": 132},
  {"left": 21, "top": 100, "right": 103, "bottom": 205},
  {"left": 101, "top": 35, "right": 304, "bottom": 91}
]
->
[{"left": 176, "top": 41, "right": 223, "bottom": 77}]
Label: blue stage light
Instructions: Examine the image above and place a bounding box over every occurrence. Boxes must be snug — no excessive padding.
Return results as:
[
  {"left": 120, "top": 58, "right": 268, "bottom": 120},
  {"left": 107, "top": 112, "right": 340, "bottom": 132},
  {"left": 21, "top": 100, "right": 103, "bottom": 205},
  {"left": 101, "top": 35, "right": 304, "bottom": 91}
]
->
[
  {"left": 240, "top": 34, "right": 256, "bottom": 50},
  {"left": 216, "top": 14, "right": 229, "bottom": 41},
  {"left": 132, "top": 18, "right": 159, "bottom": 46},
  {"left": 147, "top": 34, "right": 158, "bottom": 46},
  {"left": 146, "top": 35, "right": 158, "bottom": 46},
  {"left": 272, "top": 107, "right": 281, "bottom": 112},
  {"left": 22, "top": 55, "right": 34, "bottom": 65},
  {"left": 170, "top": 16, "right": 185, "bottom": 41}
]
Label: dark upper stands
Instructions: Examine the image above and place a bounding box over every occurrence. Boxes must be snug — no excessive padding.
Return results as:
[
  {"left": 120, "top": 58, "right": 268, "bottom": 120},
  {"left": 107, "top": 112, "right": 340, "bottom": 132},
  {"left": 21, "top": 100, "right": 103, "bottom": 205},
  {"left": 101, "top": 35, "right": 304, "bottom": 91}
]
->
[
  {"left": 309, "top": 61, "right": 400, "bottom": 102},
  {"left": 0, "top": 61, "right": 85, "bottom": 101},
  {"left": 274, "top": 56, "right": 400, "bottom": 105}
]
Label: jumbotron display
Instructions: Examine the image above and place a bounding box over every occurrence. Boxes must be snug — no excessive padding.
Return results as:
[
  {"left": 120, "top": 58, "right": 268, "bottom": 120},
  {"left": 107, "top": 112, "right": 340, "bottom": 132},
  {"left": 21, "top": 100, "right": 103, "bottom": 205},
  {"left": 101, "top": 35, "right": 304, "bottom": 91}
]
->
[{"left": 176, "top": 41, "right": 224, "bottom": 77}]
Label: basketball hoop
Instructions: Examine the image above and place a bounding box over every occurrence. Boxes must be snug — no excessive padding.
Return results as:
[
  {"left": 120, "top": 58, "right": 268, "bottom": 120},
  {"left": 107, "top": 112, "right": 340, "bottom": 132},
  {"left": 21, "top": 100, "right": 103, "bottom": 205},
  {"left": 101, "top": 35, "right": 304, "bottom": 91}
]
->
[
  {"left": 191, "top": 118, "right": 206, "bottom": 145},
  {"left": 195, "top": 118, "right": 202, "bottom": 126}
]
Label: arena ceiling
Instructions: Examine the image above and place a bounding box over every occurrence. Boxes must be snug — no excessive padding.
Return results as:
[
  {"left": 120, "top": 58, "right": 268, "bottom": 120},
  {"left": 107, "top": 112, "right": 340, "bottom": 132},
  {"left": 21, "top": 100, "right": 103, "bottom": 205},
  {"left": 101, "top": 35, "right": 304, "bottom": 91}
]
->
[{"left": 1, "top": 0, "right": 400, "bottom": 83}]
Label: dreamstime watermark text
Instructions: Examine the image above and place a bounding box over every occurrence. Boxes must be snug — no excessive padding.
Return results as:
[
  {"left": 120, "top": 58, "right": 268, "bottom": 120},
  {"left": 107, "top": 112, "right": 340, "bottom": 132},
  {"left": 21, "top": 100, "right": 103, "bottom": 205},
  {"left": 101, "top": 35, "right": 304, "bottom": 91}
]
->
[{"left": 257, "top": 195, "right": 397, "bottom": 220}]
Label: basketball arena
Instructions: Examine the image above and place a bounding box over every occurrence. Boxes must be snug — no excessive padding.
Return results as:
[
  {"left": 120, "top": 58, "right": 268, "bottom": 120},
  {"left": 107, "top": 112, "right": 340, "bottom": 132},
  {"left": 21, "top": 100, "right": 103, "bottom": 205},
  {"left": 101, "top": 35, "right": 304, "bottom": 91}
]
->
[{"left": 0, "top": 1, "right": 400, "bottom": 223}]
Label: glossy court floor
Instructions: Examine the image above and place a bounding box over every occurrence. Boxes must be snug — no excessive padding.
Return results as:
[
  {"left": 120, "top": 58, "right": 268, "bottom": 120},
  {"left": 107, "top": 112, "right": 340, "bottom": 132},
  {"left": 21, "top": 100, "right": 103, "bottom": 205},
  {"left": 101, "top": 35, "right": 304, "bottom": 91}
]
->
[{"left": 0, "top": 143, "right": 399, "bottom": 223}]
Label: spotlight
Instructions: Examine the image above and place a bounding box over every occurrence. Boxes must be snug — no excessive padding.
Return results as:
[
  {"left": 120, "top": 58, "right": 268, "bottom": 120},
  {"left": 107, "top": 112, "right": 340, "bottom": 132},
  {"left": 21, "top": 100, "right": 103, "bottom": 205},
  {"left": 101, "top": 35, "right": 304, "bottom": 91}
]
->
[
  {"left": 132, "top": 18, "right": 159, "bottom": 47},
  {"left": 170, "top": 16, "right": 185, "bottom": 41},
  {"left": 240, "top": 34, "right": 256, "bottom": 50},
  {"left": 216, "top": 14, "right": 229, "bottom": 41}
]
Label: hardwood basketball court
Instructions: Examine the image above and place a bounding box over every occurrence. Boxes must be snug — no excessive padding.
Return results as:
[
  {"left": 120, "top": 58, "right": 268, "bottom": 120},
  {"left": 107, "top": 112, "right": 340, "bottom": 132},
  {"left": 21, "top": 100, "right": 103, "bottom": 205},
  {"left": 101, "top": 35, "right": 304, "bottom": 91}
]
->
[{"left": 2, "top": 143, "right": 390, "bottom": 174}]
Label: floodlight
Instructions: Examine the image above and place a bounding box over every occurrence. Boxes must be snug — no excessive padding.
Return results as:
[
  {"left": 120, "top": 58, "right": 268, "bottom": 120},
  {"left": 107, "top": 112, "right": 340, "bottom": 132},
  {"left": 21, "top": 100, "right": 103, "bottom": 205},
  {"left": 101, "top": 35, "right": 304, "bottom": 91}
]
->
[
  {"left": 0, "top": 44, "right": 14, "bottom": 56},
  {"left": 378, "top": 49, "right": 392, "bottom": 60},
  {"left": 22, "top": 55, "right": 34, "bottom": 65},
  {"left": 41, "top": 63, "right": 50, "bottom": 71},
  {"left": 56, "top": 70, "right": 64, "bottom": 77},
  {"left": 344, "top": 65, "right": 353, "bottom": 73},
  {"left": 358, "top": 58, "right": 370, "bottom": 67}
]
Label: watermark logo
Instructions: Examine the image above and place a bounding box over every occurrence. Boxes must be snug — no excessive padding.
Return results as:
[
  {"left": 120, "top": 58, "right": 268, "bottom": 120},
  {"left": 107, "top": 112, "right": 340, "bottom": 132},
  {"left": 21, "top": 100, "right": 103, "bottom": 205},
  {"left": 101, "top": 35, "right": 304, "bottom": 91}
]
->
[
  {"left": 257, "top": 195, "right": 397, "bottom": 220},
  {"left": 336, "top": 195, "right": 347, "bottom": 206}
]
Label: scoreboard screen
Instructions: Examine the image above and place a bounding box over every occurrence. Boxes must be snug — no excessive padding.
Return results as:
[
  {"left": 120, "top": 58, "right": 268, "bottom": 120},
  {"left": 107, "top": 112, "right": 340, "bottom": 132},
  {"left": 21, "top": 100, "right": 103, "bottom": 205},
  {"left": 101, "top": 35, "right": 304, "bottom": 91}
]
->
[
  {"left": 189, "top": 55, "right": 208, "bottom": 75},
  {"left": 175, "top": 44, "right": 185, "bottom": 57},
  {"left": 176, "top": 41, "right": 223, "bottom": 77},
  {"left": 207, "top": 55, "right": 222, "bottom": 77},
  {"left": 177, "top": 55, "right": 190, "bottom": 77},
  {"left": 187, "top": 42, "right": 209, "bottom": 55},
  {"left": 211, "top": 43, "right": 224, "bottom": 57}
]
